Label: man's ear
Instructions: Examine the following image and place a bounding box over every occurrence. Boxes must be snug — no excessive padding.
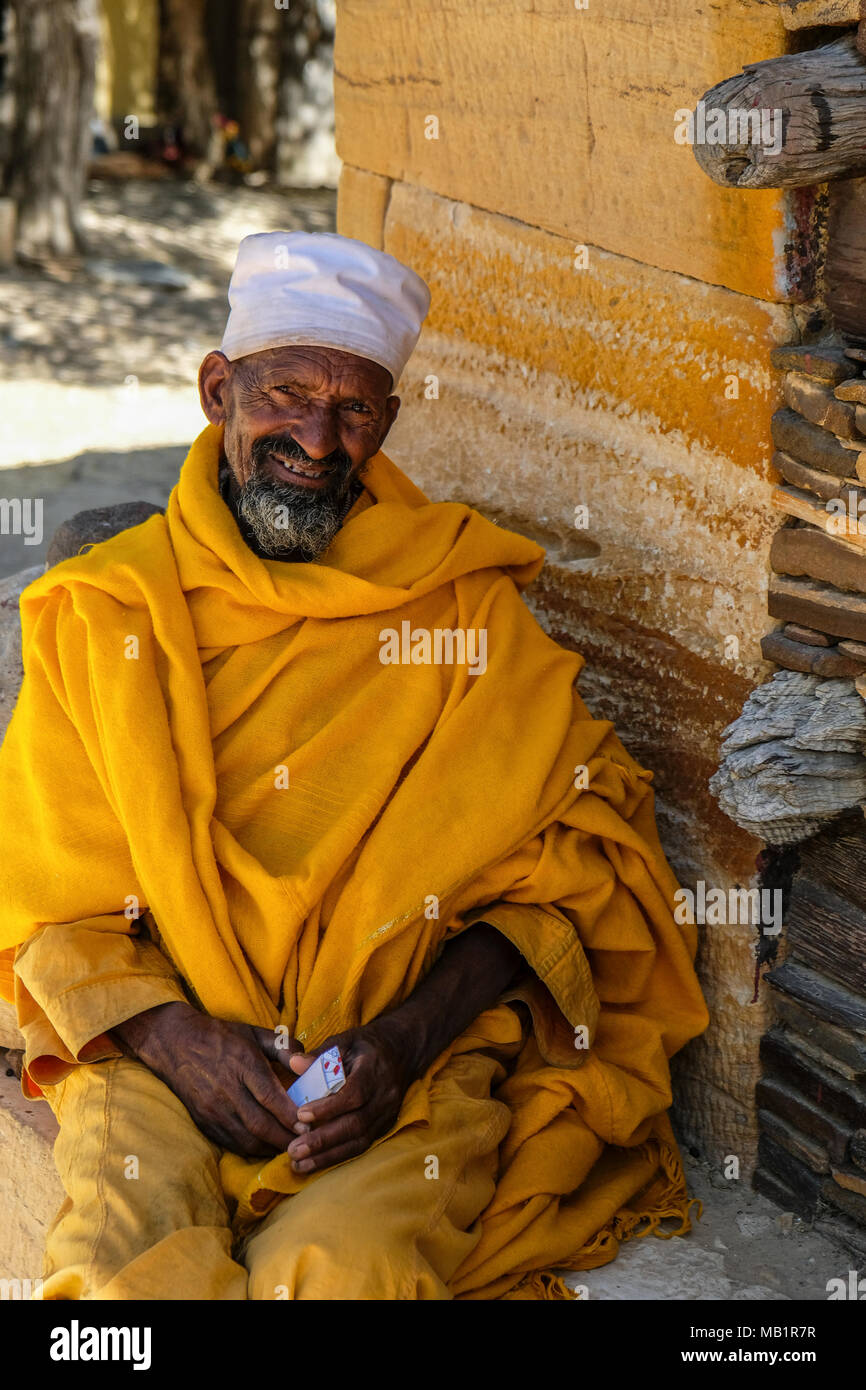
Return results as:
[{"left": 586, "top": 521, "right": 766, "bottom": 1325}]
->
[{"left": 198, "top": 351, "right": 232, "bottom": 426}]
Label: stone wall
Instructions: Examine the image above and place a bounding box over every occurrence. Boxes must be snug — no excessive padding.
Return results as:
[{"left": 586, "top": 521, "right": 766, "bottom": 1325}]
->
[{"left": 333, "top": 0, "right": 812, "bottom": 1170}]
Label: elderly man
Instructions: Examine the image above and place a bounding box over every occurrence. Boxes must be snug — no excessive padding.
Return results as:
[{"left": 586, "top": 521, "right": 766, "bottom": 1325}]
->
[{"left": 0, "top": 231, "right": 707, "bottom": 1301}]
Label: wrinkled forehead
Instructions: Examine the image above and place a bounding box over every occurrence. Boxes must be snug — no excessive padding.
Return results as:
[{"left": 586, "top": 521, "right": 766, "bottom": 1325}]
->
[{"left": 231, "top": 344, "right": 394, "bottom": 396}]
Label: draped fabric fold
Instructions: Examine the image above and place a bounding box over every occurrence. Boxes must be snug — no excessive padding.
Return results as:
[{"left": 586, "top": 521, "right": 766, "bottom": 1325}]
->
[{"left": 0, "top": 423, "right": 708, "bottom": 1298}]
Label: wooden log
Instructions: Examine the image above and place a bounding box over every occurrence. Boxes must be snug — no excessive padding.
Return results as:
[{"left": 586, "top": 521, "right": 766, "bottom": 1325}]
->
[
  {"left": 831, "top": 1164, "right": 866, "bottom": 1198},
  {"left": 827, "top": 177, "right": 866, "bottom": 340},
  {"left": 835, "top": 378, "right": 866, "bottom": 404},
  {"left": 797, "top": 807, "right": 866, "bottom": 895},
  {"left": 753, "top": 1165, "right": 817, "bottom": 1220},
  {"left": 767, "top": 960, "right": 866, "bottom": 1033},
  {"left": 771, "top": 524, "right": 866, "bottom": 595},
  {"left": 761, "top": 1029, "right": 866, "bottom": 1126},
  {"left": 759, "top": 1109, "right": 830, "bottom": 1173},
  {"left": 758, "top": 1133, "right": 823, "bottom": 1207},
  {"left": 774, "top": 450, "right": 851, "bottom": 502},
  {"left": 771, "top": 484, "right": 866, "bottom": 547},
  {"left": 692, "top": 36, "right": 866, "bottom": 190},
  {"left": 757, "top": 1074, "right": 851, "bottom": 1161},
  {"left": 850, "top": 1129, "right": 866, "bottom": 1170},
  {"left": 784, "top": 375, "right": 859, "bottom": 439},
  {"left": 787, "top": 877, "right": 866, "bottom": 997},
  {"left": 767, "top": 988, "right": 866, "bottom": 1082},
  {"left": 857, "top": 404, "right": 866, "bottom": 436},
  {"left": 772, "top": 407, "right": 860, "bottom": 478},
  {"left": 822, "top": 1172, "right": 866, "bottom": 1224},
  {"left": 783, "top": 621, "right": 836, "bottom": 645},
  {"left": 771, "top": 342, "right": 857, "bottom": 384},
  {"left": 761, "top": 630, "right": 866, "bottom": 676},
  {"left": 781, "top": 0, "right": 866, "bottom": 28},
  {"left": 768, "top": 573, "right": 866, "bottom": 640}
]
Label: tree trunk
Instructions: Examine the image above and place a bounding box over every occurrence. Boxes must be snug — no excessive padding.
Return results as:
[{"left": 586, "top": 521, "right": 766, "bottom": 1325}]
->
[
  {"left": 157, "top": 0, "right": 219, "bottom": 172},
  {"left": 6, "top": 0, "right": 99, "bottom": 262},
  {"left": 237, "top": 0, "right": 282, "bottom": 171}
]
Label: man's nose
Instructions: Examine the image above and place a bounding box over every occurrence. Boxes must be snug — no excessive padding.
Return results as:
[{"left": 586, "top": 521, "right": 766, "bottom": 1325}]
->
[{"left": 288, "top": 407, "right": 341, "bottom": 460}]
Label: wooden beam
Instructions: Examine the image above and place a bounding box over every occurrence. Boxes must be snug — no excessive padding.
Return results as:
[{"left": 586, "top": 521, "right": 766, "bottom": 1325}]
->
[
  {"left": 768, "top": 572, "right": 866, "bottom": 639},
  {"left": 693, "top": 35, "right": 866, "bottom": 189},
  {"left": 771, "top": 522, "right": 866, "bottom": 592},
  {"left": 771, "top": 484, "right": 866, "bottom": 547},
  {"left": 826, "top": 177, "right": 866, "bottom": 340}
]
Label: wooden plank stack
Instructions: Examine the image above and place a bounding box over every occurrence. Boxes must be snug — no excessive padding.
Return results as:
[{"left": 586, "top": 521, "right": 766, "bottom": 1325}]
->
[
  {"left": 757, "top": 811, "right": 866, "bottom": 1254},
  {"left": 767, "top": 342, "right": 866, "bottom": 669}
]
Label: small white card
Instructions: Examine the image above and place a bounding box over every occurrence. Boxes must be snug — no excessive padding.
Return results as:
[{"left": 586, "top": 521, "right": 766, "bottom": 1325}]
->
[{"left": 287, "top": 1045, "right": 346, "bottom": 1107}]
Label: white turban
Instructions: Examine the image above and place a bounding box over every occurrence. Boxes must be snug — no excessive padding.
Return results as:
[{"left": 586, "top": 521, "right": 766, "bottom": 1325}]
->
[{"left": 219, "top": 230, "right": 431, "bottom": 387}]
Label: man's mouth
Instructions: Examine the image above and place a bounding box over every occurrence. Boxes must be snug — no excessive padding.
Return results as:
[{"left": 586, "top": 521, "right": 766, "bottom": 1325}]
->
[{"left": 267, "top": 450, "right": 332, "bottom": 486}]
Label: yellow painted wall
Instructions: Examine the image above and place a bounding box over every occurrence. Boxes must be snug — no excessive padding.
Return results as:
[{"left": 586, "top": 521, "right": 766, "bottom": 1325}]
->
[
  {"left": 96, "top": 0, "right": 159, "bottom": 127},
  {"left": 334, "top": 1, "right": 800, "bottom": 1167}
]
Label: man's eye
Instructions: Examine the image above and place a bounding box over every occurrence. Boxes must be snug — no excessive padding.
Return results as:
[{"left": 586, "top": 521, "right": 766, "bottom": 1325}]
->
[{"left": 346, "top": 401, "right": 371, "bottom": 414}]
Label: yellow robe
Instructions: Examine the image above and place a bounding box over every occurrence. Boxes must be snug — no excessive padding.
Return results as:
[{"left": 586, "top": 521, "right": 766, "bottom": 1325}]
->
[{"left": 0, "top": 423, "right": 708, "bottom": 1298}]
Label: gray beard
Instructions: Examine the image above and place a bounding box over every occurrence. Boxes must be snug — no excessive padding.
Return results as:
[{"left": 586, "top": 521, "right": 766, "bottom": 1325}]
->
[{"left": 235, "top": 472, "right": 357, "bottom": 560}]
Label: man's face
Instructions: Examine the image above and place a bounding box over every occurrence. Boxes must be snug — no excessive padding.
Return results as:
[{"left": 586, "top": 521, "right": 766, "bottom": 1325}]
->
[{"left": 198, "top": 344, "right": 400, "bottom": 559}]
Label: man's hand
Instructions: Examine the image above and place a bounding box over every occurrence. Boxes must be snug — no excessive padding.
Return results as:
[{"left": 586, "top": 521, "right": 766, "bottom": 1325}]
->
[
  {"left": 286, "top": 1018, "right": 416, "bottom": 1175},
  {"left": 113, "top": 1001, "right": 306, "bottom": 1159}
]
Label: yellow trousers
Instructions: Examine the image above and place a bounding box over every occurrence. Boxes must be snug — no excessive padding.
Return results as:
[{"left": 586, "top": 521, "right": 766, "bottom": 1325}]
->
[{"left": 38, "top": 1052, "right": 512, "bottom": 1301}]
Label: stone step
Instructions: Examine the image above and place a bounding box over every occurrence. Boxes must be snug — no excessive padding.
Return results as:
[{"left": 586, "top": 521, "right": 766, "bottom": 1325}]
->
[{"left": 0, "top": 1058, "right": 61, "bottom": 1283}]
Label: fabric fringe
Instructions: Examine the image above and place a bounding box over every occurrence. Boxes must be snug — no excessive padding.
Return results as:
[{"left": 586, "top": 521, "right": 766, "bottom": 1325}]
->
[
  {"left": 563, "top": 1139, "right": 702, "bottom": 1272},
  {"left": 502, "top": 1270, "right": 580, "bottom": 1300}
]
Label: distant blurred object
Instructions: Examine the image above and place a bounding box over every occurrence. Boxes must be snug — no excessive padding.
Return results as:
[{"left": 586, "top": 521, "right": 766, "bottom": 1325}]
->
[
  {"left": 0, "top": 0, "right": 338, "bottom": 272},
  {"left": 4, "top": 0, "right": 100, "bottom": 264}
]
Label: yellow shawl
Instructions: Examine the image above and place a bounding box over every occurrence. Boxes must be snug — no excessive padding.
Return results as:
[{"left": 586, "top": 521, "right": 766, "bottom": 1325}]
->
[{"left": 0, "top": 424, "right": 708, "bottom": 1298}]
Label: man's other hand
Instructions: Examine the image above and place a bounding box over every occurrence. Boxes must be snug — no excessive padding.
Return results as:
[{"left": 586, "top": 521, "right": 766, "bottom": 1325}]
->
[
  {"left": 113, "top": 1001, "right": 305, "bottom": 1158},
  {"left": 285, "top": 1019, "right": 416, "bottom": 1175}
]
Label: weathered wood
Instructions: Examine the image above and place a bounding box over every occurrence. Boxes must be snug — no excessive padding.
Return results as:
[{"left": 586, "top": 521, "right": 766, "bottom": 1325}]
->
[
  {"left": 693, "top": 36, "right": 866, "bottom": 190},
  {"left": 762, "top": 630, "right": 865, "bottom": 676},
  {"left": 761, "top": 1029, "right": 866, "bottom": 1125},
  {"left": 757, "top": 1074, "right": 851, "bottom": 1161},
  {"left": 772, "top": 484, "right": 866, "bottom": 547},
  {"left": 772, "top": 408, "right": 859, "bottom": 478},
  {"left": 787, "top": 878, "right": 866, "bottom": 997},
  {"left": 758, "top": 1134, "right": 823, "bottom": 1206},
  {"left": 783, "top": 621, "right": 836, "bottom": 646},
  {"left": 753, "top": 1165, "right": 817, "bottom": 1220},
  {"left": 772, "top": 991, "right": 866, "bottom": 1077},
  {"left": 835, "top": 378, "right": 866, "bottom": 404},
  {"left": 768, "top": 960, "right": 866, "bottom": 1034},
  {"left": 769, "top": 573, "right": 866, "bottom": 640},
  {"left": 851, "top": 1129, "right": 866, "bottom": 1169},
  {"left": 780, "top": 0, "right": 866, "bottom": 27},
  {"left": 771, "top": 342, "right": 857, "bottom": 384},
  {"left": 758, "top": 1109, "right": 830, "bottom": 1173},
  {"left": 774, "top": 451, "right": 851, "bottom": 502},
  {"left": 826, "top": 178, "right": 866, "bottom": 340},
  {"left": 797, "top": 808, "right": 866, "bottom": 902},
  {"left": 822, "top": 1171, "right": 866, "bottom": 1224},
  {"left": 771, "top": 523, "right": 866, "bottom": 595},
  {"left": 839, "top": 637, "right": 866, "bottom": 659},
  {"left": 784, "top": 375, "right": 859, "bottom": 439}
]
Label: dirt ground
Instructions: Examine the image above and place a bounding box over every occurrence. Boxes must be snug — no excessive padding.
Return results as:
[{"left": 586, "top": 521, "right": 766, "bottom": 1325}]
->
[{"left": 0, "top": 177, "right": 335, "bottom": 575}]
